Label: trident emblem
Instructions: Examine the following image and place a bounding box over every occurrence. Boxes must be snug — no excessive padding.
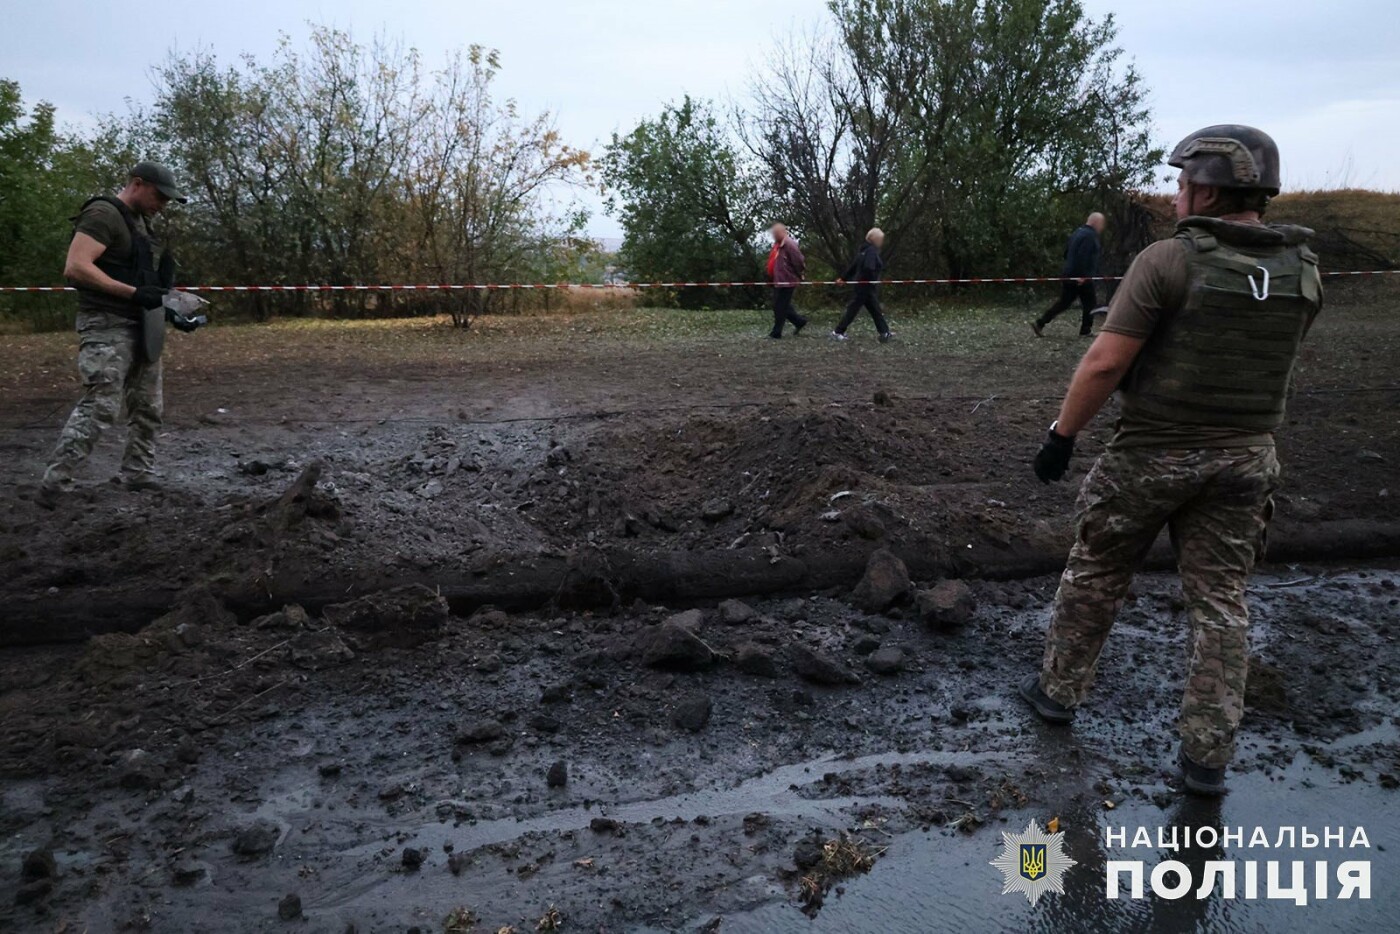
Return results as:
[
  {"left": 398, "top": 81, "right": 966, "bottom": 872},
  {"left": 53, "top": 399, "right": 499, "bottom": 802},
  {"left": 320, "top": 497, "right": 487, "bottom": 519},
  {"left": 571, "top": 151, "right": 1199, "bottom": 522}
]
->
[{"left": 1020, "top": 844, "right": 1047, "bottom": 881}]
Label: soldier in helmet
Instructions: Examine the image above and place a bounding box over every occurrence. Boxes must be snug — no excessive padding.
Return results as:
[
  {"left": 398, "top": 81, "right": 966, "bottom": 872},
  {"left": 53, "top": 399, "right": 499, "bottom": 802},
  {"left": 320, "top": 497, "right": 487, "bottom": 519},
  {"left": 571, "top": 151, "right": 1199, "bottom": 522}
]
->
[
  {"left": 1017, "top": 126, "right": 1322, "bottom": 795},
  {"left": 36, "top": 161, "right": 194, "bottom": 508}
]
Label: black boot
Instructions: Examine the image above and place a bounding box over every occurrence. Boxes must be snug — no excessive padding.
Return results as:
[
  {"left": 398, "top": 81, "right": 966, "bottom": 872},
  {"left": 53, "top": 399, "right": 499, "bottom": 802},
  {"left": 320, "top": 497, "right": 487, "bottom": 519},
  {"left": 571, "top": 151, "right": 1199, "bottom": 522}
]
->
[
  {"left": 1018, "top": 674, "right": 1075, "bottom": 724},
  {"left": 1178, "top": 746, "right": 1226, "bottom": 796}
]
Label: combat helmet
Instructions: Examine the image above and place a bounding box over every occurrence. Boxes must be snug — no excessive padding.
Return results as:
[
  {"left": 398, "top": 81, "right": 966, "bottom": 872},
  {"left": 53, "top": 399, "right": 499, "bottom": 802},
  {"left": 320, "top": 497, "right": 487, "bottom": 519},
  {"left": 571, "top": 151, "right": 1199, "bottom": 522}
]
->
[{"left": 1168, "top": 125, "right": 1280, "bottom": 195}]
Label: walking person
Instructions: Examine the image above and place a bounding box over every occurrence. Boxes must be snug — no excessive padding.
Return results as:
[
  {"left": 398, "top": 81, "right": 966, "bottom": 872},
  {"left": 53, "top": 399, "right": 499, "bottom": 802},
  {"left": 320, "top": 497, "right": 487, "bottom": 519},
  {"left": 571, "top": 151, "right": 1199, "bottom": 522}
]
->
[
  {"left": 1032, "top": 212, "right": 1105, "bottom": 337},
  {"left": 36, "top": 161, "right": 196, "bottom": 508},
  {"left": 831, "top": 228, "right": 893, "bottom": 343},
  {"left": 1018, "top": 126, "right": 1322, "bottom": 795},
  {"left": 765, "top": 223, "right": 807, "bottom": 339}
]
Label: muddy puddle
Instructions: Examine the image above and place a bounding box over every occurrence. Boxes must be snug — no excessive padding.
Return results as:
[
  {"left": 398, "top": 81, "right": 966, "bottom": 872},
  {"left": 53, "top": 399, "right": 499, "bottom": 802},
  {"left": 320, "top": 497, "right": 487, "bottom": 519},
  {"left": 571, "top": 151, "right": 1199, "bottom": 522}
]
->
[
  {"left": 2, "top": 565, "right": 1397, "bottom": 932},
  {"left": 720, "top": 747, "right": 1400, "bottom": 933}
]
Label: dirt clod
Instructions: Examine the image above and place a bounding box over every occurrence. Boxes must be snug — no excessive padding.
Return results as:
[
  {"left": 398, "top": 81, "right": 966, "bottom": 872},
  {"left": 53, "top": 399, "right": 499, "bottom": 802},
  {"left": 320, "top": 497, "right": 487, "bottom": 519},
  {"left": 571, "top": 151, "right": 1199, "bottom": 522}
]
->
[
  {"left": 735, "top": 642, "right": 779, "bottom": 677},
  {"left": 672, "top": 693, "right": 713, "bottom": 732},
  {"left": 232, "top": 819, "right": 281, "bottom": 858},
  {"left": 277, "top": 892, "right": 302, "bottom": 920},
  {"left": 851, "top": 549, "right": 911, "bottom": 613},
  {"left": 718, "top": 599, "right": 758, "bottom": 625},
  {"left": 865, "top": 645, "right": 907, "bottom": 675},
  {"left": 21, "top": 848, "right": 55, "bottom": 880},
  {"left": 322, "top": 584, "right": 449, "bottom": 648},
  {"left": 14, "top": 879, "right": 51, "bottom": 906},
  {"left": 791, "top": 645, "right": 861, "bottom": 686},
  {"left": 917, "top": 580, "right": 976, "bottom": 629},
  {"left": 640, "top": 619, "right": 715, "bottom": 671},
  {"left": 546, "top": 760, "right": 568, "bottom": 787}
]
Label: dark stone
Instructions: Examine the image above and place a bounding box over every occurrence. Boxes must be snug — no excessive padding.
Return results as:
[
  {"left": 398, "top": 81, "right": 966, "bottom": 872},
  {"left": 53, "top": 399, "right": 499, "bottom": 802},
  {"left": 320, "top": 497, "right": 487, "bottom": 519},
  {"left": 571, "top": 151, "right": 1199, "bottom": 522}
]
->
[
  {"left": 21, "top": 847, "right": 56, "bottom": 880},
  {"left": 318, "top": 762, "right": 344, "bottom": 778},
  {"left": 378, "top": 782, "right": 405, "bottom": 800},
  {"left": 850, "top": 549, "right": 911, "bottom": 613},
  {"left": 546, "top": 760, "right": 568, "bottom": 788},
  {"left": 717, "top": 599, "right": 757, "bottom": 625},
  {"left": 917, "top": 580, "right": 976, "bottom": 629},
  {"left": 232, "top": 819, "right": 281, "bottom": 858},
  {"left": 735, "top": 642, "right": 778, "bottom": 678},
  {"left": 791, "top": 645, "right": 861, "bottom": 686},
  {"left": 866, "top": 646, "right": 907, "bottom": 675},
  {"left": 456, "top": 718, "right": 507, "bottom": 744},
  {"left": 401, "top": 847, "right": 424, "bottom": 870},
  {"left": 277, "top": 893, "right": 303, "bottom": 921},
  {"left": 448, "top": 852, "right": 470, "bottom": 875},
  {"left": 672, "top": 694, "right": 713, "bottom": 732}
]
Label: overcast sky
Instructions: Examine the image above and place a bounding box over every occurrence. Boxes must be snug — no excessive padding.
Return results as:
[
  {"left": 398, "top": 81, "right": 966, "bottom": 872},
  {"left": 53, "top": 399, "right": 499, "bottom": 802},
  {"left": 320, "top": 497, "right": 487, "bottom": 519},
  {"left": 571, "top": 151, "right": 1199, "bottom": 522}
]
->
[{"left": 4, "top": 0, "right": 1397, "bottom": 237}]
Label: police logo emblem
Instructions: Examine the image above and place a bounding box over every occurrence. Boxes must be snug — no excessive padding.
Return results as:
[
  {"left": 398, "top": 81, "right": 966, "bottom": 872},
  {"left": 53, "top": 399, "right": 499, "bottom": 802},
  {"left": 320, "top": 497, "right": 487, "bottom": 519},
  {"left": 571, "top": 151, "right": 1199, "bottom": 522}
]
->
[{"left": 991, "top": 819, "right": 1076, "bottom": 906}]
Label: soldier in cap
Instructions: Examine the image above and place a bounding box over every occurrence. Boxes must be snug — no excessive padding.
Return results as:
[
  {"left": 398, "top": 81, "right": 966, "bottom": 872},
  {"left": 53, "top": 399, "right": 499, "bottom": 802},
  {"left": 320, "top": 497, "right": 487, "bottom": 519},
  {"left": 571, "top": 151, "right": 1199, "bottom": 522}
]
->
[
  {"left": 1017, "top": 126, "right": 1323, "bottom": 794},
  {"left": 37, "top": 161, "right": 196, "bottom": 508}
]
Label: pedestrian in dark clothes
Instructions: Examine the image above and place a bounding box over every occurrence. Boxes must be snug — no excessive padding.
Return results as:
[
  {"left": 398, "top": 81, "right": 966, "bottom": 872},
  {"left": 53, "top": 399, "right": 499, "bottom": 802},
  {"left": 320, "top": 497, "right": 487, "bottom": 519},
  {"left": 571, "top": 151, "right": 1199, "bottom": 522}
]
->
[
  {"left": 831, "top": 227, "right": 893, "bottom": 342},
  {"left": 765, "top": 223, "right": 808, "bottom": 338},
  {"left": 1033, "top": 212, "right": 1106, "bottom": 337}
]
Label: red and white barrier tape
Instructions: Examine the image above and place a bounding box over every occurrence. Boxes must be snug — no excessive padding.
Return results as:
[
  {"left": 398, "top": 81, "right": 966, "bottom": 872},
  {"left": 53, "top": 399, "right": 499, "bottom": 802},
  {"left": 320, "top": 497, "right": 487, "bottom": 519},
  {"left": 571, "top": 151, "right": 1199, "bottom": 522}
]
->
[{"left": 0, "top": 270, "right": 1395, "bottom": 293}]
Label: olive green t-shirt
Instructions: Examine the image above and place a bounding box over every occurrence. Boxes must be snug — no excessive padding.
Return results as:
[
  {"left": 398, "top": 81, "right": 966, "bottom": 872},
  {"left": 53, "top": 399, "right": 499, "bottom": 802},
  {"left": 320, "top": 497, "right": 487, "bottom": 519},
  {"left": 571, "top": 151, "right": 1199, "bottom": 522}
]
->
[
  {"left": 70, "top": 199, "right": 162, "bottom": 331},
  {"left": 1100, "top": 237, "right": 1277, "bottom": 450}
]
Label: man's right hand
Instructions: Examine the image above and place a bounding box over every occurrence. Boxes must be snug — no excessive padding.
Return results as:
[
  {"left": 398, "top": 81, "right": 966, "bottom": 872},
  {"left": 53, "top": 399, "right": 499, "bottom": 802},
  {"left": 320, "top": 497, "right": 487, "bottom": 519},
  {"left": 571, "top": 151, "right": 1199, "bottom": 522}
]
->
[
  {"left": 1033, "top": 427, "right": 1075, "bottom": 483},
  {"left": 133, "top": 285, "right": 167, "bottom": 309}
]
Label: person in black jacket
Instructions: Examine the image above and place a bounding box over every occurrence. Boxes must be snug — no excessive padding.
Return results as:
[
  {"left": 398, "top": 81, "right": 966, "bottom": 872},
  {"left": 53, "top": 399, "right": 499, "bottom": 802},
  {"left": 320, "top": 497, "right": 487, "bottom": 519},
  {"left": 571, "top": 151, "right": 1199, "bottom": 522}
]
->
[
  {"left": 831, "top": 228, "right": 893, "bottom": 342},
  {"left": 1032, "top": 212, "right": 1105, "bottom": 337}
]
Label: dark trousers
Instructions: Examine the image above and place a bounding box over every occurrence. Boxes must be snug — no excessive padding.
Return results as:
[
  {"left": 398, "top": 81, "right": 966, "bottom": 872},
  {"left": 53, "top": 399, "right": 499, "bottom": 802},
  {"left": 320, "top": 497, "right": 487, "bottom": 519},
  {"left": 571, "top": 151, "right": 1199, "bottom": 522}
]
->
[
  {"left": 1037, "top": 280, "right": 1097, "bottom": 334},
  {"left": 835, "top": 287, "right": 889, "bottom": 336},
  {"left": 771, "top": 287, "right": 807, "bottom": 337}
]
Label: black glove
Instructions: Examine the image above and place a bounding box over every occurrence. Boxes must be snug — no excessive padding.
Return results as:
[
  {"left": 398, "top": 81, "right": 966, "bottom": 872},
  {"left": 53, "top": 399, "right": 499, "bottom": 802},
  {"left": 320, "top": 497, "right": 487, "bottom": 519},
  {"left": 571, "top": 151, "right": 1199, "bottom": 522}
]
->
[
  {"left": 133, "top": 285, "right": 167, "bottom": 309},
  {"left": 166, "top": 310, "right": 205, "bottom": 333},
  {"left": 1033, "top": 426, "right": 1075, "bottom": 483}
]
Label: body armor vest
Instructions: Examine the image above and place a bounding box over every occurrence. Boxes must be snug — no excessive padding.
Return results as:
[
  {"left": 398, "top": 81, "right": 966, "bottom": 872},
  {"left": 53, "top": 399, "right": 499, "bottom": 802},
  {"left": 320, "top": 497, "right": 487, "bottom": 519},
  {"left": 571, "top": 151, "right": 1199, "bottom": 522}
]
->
[
  {"left": 1120, "top": 217, "right": 1321, "bottom": 433},
  {"left": 75, "top": 196, "right": 160, "bottom": 285}
]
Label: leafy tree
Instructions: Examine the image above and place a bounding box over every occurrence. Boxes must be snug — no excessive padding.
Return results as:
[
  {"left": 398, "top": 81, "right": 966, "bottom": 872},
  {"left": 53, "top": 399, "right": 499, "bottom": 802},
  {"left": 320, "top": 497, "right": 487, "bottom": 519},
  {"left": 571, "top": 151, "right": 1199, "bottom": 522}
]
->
[
  {"left": 602, "top": 97, "right": 770, "bottom": 308},
  {"left": 744, "top": 0, "right": 1161, "bottom": 279},
  {"left": 144, "top": 31, "right": 590, "bottom": 325}
]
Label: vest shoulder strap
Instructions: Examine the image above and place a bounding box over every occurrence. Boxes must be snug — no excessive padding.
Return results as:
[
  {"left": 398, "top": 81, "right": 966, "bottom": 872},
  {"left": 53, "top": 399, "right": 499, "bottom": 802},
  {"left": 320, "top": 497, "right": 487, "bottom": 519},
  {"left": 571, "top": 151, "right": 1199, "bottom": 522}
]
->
[
  {"left": 1175, "top": 225, "right": 1218, "bottom": 254},
  {"left": 73, "top": 195, "right": 140, "bottom": 235}
]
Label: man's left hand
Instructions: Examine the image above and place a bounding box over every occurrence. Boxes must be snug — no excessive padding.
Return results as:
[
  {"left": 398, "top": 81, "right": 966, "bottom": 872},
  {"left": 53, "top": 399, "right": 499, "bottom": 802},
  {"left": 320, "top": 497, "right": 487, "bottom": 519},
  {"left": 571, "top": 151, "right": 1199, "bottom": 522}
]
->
[{"left": 1034, "top": 428, "right": 1075, "bottom": 483}]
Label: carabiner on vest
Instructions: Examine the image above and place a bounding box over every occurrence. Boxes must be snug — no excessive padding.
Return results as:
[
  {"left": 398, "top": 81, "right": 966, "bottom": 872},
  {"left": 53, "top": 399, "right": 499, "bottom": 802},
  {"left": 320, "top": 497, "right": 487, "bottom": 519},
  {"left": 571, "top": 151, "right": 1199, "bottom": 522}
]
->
[{"left": 1248, "top": 265, "right": 1270, "bottom": 301}]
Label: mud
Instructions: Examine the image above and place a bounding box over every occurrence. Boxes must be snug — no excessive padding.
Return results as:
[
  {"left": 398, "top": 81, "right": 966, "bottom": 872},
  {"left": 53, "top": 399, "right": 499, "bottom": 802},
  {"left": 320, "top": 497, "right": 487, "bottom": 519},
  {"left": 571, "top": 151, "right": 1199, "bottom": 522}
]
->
[
  {"left": 1, "top": 305, "right": 1397, "bottom": 930},
  {"left": 1, "top": 566, "right": 1397, "bottom": 931}
]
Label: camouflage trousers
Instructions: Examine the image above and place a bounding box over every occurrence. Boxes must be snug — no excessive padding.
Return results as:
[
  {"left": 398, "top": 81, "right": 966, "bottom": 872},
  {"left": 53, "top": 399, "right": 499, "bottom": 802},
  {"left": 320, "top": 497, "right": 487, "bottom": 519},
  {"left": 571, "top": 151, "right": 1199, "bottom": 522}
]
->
[
  {"left": 41, "top": 324, "right": 163, "bottom": 489},
  {"left": 1039, "top": 445, "right": 1279, "bottom": 769}
]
